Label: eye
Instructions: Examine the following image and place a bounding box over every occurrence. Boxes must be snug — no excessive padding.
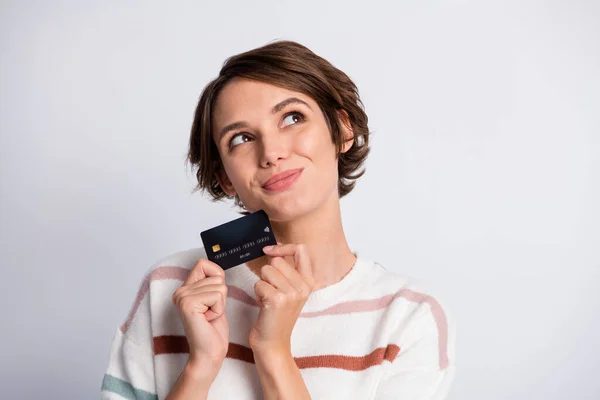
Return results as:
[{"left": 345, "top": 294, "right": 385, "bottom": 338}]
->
[
  {"left": 229, "top": 133, "right": 252, "bottom": 149},
  {"left": 282, "top": 111, "right": 305, "bottom": 127}
]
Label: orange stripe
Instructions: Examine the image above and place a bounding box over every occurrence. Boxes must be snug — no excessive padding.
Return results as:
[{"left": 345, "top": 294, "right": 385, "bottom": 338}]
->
[
  {"left": 153, "top": 335, "right": 400, "bottom": 371},
  {"left": 295, "top": 344, "right": 400, "bottom": 371},
  {"left": 153, "top": 336, "right": 255, "bottom": 363}
]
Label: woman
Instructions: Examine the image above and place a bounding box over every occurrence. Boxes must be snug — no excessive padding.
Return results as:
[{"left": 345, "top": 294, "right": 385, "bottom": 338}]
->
[{"left": 101, "top": 40, "right": 456, "bottom": 400}]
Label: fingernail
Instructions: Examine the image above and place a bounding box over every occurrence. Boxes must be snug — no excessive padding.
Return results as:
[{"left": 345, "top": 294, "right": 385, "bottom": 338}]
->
[{"left": 263, "top": 246, "right": 273, "bottom": 251}]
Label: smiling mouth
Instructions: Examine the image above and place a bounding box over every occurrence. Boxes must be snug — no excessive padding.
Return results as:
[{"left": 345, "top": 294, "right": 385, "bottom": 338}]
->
[{"left": 262, "top": 169, "right": 303, "bottom": 192}]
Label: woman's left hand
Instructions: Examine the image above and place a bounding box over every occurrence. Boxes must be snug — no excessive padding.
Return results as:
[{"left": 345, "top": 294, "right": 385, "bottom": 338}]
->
[{"left": 249, "top": 243, "right": 317, "bottom": 354}]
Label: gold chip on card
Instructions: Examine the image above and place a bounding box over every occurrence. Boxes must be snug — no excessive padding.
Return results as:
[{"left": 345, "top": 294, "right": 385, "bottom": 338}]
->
[{"left": 212, "top": 244, "right": 221, "bottom": 252}]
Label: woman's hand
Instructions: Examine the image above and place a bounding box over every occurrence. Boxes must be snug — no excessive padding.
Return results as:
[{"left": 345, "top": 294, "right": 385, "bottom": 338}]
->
[
  {"left": 172, "top": 258, "right": 230, "bottom": 366},
  {"left": 249, "top": 243, "right": 317, "bottom": 354}
]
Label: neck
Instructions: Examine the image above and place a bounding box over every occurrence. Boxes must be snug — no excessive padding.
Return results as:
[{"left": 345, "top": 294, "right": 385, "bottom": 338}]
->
[{"left": 246, "top": 192, "right": 356, "bottom": 291}]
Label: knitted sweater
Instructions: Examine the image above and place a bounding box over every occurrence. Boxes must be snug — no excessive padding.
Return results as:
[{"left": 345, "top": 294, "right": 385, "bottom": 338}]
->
[{"left": 101, "top": 247, "right": 456, "bottom": 399}]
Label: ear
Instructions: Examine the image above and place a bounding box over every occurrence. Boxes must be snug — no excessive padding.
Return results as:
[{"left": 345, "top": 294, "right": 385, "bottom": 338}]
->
[
  {"left": 338, "top": 110, "right": 354, "bottom": 154},
  {"left": 215, "top": 168, "right": 236, "bottom": 196}
]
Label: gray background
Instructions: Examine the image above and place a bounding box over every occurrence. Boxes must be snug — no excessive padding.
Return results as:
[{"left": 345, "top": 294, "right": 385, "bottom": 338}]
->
[{"left": 1, "top": 1, "right": 599, "bottom": 399}]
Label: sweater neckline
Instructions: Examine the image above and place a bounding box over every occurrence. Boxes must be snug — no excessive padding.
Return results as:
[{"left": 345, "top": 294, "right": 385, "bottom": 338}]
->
[{"left": 226, "top": 251, "right": 371, "bottom": 311}]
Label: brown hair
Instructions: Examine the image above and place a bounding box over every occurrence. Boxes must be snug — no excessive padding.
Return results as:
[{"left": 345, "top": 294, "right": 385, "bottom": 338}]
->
[{"left": 185, "top": 40, "right": 371, "bottom": 214}]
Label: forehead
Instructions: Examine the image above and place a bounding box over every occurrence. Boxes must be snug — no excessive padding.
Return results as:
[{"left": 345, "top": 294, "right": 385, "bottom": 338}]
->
[{"left": 213, "top": 78, "right": 315, "bottom": 123}]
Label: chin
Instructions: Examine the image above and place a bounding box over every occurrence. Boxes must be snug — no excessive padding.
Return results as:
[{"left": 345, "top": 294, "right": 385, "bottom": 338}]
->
[
  {"left": 262, "top": 199, "right": 314, "bottom": 222},
  {"left": 245, "top": 181, "right": 331, "bottom": 221}
]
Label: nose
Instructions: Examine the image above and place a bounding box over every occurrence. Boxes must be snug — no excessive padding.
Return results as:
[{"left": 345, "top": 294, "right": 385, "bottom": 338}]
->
[{"left": 259, "top": 131, "right": 291, "bottom": 168}]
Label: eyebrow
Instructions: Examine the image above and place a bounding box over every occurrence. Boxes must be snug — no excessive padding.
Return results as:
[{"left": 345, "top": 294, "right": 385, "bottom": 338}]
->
[
  {"left": 271, "top": 97, "right": 311, "bottom": 114},
  {"left": 217, "top": 97, "right": 312, "bottom": 142}
]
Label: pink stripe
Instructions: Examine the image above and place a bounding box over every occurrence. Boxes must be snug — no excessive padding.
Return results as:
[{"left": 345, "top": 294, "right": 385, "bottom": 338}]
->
[
  {"left": 120, "top": 266, "right": 190, "bottom": 333},
  {"left": 227, "top": 285, "right": 259, "bottom": 306},
  {"left": 150, "top": 266, "right": 189, "bottom": 281},
  {"left": 395, "top": 290, "right": 450, "bottom": 370}
]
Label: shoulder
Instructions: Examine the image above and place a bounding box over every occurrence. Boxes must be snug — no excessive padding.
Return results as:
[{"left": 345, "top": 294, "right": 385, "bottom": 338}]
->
[
  {"left": 362, "top": 256, "right": 453, "bottom": 315},
  {"left": 124, "top": 246, "right": 209, "bottom": 315},
  {"left": 147, "top": 246, "right": 208, "bottom": 273},
  {"left": 136, "top": 246, "right": 208, "bottom": 283},
  {"left": 361, "top": 256, "right": 456, "bottom": 367},
  {"left": 118, "top": 247, "right": 209, "bottom": 338}
]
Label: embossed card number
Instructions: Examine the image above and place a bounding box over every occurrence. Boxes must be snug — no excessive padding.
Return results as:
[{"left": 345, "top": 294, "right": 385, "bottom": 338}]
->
[{"left": 200, "top": 210, "right": 278, "bottom": 270}]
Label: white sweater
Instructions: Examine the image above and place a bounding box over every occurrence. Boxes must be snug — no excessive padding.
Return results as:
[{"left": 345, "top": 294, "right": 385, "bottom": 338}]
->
[{"left": 101, "top": 247, "right": 456, "bottom": 399}]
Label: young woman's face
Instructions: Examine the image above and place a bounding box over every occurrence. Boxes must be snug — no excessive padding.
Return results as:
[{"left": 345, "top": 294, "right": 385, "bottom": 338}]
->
[{"left": 212, "top": 78, "right": 352, "bottom": 221}]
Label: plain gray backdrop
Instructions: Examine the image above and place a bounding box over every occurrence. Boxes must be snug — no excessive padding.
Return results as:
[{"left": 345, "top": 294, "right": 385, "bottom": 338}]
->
[{"left": 1, "top": 1, "right": 598, "bottom": 399}]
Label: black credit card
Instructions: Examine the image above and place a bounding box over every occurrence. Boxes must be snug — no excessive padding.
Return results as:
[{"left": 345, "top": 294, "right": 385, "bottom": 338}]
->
[{"left": 200, "top": 209, "right": 277, "bottom": 270}]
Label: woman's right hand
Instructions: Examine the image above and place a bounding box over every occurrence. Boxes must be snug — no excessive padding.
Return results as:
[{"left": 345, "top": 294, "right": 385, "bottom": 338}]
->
[{"left": 172, "top": 258, "right": 230, "bottom": 367}]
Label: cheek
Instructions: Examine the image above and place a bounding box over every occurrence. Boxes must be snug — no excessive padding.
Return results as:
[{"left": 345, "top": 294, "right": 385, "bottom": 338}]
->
[
  {"left": 296, "top": 126, "right": 336, "bottom": 162},
  {"left": 220, "top": 158, "right": 244, "bottom": 185}
]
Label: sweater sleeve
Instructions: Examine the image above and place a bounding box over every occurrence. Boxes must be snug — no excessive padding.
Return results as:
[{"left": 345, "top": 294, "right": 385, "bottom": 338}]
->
[
  {"left": 373, "top": 298, "right": 456, "bottom": 400},
  {"left": 101, "top": 271, "right": 159, "bottom": 400}
]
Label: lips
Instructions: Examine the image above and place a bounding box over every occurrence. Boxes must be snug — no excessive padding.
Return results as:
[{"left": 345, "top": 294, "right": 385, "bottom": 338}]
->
[{"left": 262, "top": 168, "right": 304, "bottom": 188}]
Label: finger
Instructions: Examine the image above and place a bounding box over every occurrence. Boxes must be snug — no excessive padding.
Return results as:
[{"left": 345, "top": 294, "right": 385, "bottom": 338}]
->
[
  {"left": 173, "top": 283, "right": 228, "bottom": 307},
  {"left": 269, "top": 256, "right": 309, "bottom": 294},
  {"left": 176, "top": 290, "right": 226, "bottom": 320},
  {"left": 263, "top": 244, "right": 312, "bottom": 281},
  {"left": 173, "top": 276, "right": 225, "bottom": 303},
  {"left": 184, "top": 258, "right": 225, "bottom": 286},
  {"left": 183, "top": 275, "right": 225, "bottom": 290},
  {"left": 254, "top": 279, "right": 279, "bottom": 308},
  {"left": 260, "top": 261, "right": 294, "bottom": 293}
]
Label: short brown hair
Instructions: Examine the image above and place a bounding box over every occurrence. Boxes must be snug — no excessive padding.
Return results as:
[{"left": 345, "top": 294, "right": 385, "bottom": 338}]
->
[{"left": 185, "top": 40, "right": 371, "bottom": 213}]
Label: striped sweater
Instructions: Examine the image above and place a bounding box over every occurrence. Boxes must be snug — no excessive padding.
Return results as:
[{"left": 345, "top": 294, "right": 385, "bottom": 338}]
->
[{"left": 101, "top": 247, "right": 456, "bottom": 399}]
